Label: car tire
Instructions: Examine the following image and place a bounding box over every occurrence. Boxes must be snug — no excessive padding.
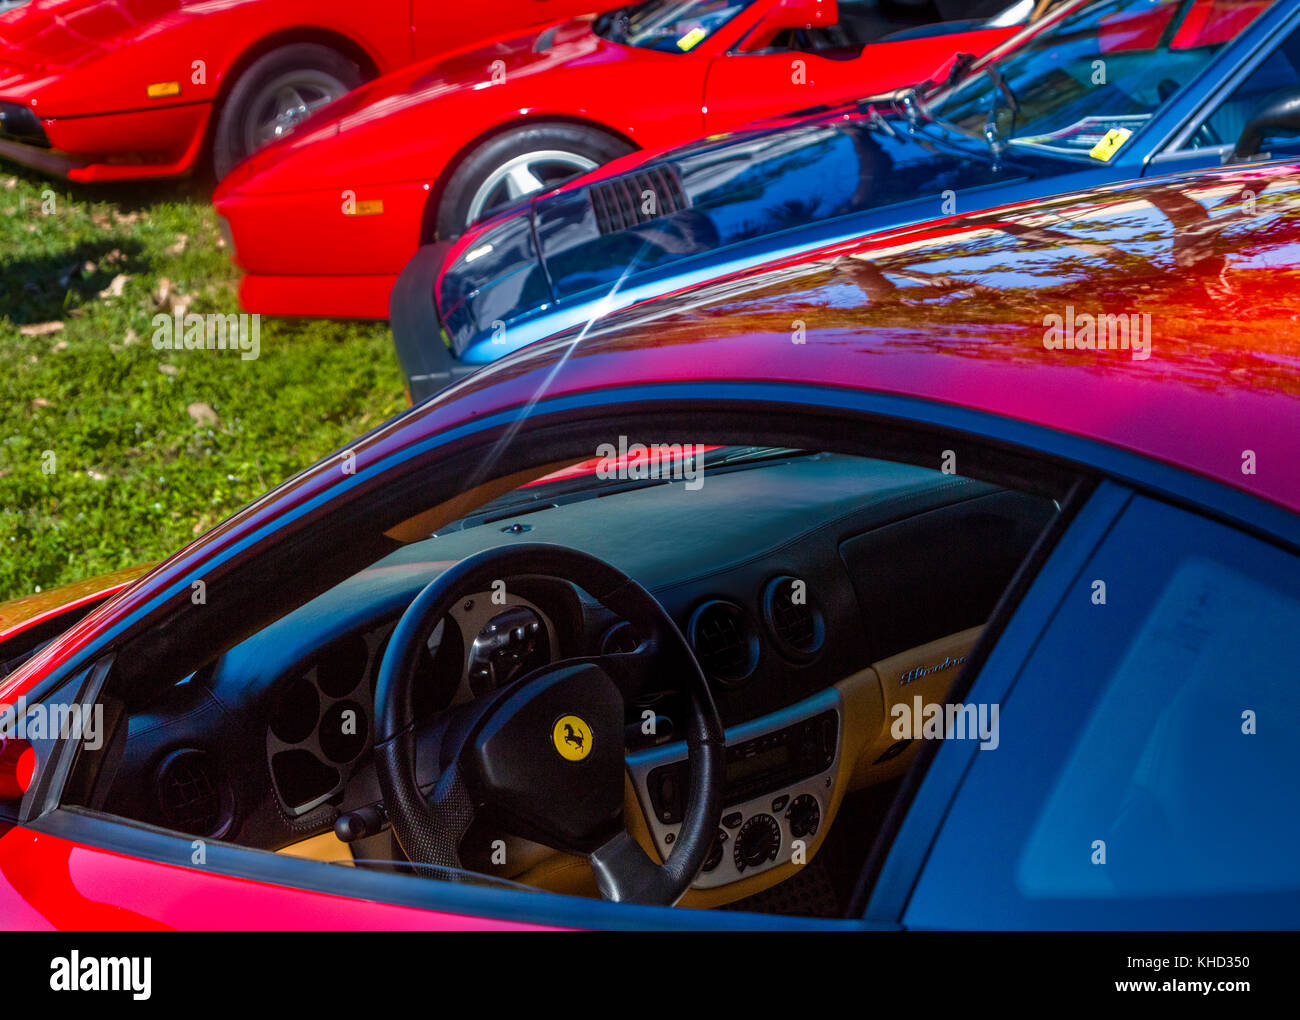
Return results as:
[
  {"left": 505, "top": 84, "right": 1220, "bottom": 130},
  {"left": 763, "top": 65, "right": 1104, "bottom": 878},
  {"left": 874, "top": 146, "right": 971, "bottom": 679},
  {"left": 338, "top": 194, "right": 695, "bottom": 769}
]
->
[
  {"left": 436, "top": 123, "right": 635, "bottom": 239},
  {"left": 212, "top": 43, "right": 364, "bottom": 180}
]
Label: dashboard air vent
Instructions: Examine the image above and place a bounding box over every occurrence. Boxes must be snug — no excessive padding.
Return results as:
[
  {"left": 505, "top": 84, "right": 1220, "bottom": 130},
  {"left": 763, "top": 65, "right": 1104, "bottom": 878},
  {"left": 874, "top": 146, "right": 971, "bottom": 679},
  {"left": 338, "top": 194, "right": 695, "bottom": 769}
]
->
[
  {"left": 156, "top": 749, "right": 232, "bottom": 838},
  {"left": 688, "top": 600, "right": 759, "bottom": 687},
  {"left": 762, "top": 575, "right": 824, "bottom": 662}
]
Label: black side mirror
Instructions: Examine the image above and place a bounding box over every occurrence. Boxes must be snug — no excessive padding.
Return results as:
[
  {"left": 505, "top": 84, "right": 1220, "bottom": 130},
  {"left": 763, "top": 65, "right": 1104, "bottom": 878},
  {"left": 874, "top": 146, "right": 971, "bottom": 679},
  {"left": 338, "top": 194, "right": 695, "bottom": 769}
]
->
[{"left": 1230, "top": 86, "right": 1300, "bottom": 163}]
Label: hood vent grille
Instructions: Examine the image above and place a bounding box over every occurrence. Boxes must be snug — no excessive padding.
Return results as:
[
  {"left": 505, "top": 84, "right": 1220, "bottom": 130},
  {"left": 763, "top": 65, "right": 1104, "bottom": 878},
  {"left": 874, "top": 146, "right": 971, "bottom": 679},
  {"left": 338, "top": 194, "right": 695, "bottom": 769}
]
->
[{"left": 590, "top": 165, "right": 688, "bottom": 235}]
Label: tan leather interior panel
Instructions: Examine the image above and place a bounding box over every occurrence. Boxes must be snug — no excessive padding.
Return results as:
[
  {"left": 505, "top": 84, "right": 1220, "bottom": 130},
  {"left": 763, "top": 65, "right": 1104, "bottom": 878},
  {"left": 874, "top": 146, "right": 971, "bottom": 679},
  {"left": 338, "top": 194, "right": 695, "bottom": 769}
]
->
[
  {"left": 850, "top": 625, "right": 984, "bottom": 788},
  {"left": 514, "top": 850, "right": 599, "bottom": 898},
  {"left": 278, "top": 830, "right": 355, "bottom": 865}
]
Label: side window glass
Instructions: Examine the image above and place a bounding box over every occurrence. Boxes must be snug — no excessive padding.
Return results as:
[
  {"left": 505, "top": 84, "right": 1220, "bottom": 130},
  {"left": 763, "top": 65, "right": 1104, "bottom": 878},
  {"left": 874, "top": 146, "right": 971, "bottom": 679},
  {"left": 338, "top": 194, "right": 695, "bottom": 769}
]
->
[
  {"left": 1188, "top": 27, "right": 1300, "bottom": 152},
  {"left": 904, "top": 495, "right": 1300, "bottom": 929}
]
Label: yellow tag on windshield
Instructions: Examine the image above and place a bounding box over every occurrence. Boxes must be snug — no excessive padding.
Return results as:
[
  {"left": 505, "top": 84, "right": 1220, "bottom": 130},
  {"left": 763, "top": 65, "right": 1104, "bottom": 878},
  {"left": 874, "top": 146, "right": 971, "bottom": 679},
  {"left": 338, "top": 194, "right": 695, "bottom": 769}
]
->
[
  {"left": 677, "top": 26, "right": 707, "bottom": 51},
  {"left": 1089, "top": 127, "right": 1132, "bottom": 162}
]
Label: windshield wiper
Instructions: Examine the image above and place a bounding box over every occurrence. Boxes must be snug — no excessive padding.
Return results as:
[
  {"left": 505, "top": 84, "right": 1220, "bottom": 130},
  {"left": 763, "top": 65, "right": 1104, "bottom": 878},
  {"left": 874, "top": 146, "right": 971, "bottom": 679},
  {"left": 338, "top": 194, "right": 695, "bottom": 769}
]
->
[
  {"left": 932, "top": 51, "right": 978, "bottom": 94},
  {"left": 982, "top": 61, "right": 1020, "bottom": 169},
  {"left": 896, "top": 50, "right": 978, "bottom": 129},
  {"left": 899, "top": 84, "right": 930, "bottom": 131},
  {"left": 702, "top": 446, "right": 808, "bottom": 468}
]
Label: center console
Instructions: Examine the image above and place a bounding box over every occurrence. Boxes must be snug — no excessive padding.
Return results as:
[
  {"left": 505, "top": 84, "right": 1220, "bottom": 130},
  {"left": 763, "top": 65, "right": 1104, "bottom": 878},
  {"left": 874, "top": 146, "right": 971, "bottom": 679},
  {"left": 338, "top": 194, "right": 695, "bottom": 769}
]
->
[{"left": 627, "top": 688, "right": 841, "bottom": 889}]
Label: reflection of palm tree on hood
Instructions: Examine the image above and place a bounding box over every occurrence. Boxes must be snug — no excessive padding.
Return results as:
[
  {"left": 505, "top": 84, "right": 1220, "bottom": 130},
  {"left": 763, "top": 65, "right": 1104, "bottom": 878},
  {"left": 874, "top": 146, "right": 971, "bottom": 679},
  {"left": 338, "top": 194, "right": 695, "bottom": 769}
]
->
[
  {"left": 830, "top": 256, "right": 1001, "bottom": 306},
  {"left": 624, "top": 210, "right": 721, "bottom": 259},
  {"left": 846, "top": 123, "right": 895, "bottom": 213},
  {"left": 727, "top": 123, "right": 896, "bottom": 240}
]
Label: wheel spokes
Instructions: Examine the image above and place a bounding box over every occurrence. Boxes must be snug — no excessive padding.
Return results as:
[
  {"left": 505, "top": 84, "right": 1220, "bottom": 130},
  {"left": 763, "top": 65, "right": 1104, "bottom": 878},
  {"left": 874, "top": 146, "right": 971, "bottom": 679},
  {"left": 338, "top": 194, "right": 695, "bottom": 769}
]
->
[
  {"left": 504, "top": 162, "right": 546, "bottom": 200},
  {"left": 466, "top": 150, "right": 600, "bottom": 225}
]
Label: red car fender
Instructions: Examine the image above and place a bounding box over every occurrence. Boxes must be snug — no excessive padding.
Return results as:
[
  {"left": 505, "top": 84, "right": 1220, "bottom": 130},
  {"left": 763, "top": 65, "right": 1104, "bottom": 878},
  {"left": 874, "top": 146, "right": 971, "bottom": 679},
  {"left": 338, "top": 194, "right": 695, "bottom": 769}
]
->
[
  {"left": 0, "top": 825, "right": 556, "bottom": 929},
  {"left": 4, "top": 1, "right": 412, "bottom": 118}
]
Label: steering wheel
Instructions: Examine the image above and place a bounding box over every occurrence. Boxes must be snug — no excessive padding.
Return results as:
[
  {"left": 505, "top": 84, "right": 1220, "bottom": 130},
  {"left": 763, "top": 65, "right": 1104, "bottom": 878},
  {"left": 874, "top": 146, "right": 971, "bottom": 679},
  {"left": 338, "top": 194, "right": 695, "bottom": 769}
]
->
[{"left": 372, "top": 543, "right": 724, "bottom": 906}]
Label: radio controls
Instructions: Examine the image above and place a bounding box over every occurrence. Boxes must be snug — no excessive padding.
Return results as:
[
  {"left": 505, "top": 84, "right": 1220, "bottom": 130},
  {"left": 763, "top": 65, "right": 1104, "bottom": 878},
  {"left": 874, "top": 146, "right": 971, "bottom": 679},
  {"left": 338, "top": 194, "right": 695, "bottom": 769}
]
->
[
  {"left": 787, "top": 794, "right": 820, "bottom": 839},
  {"left": 633, "top": 699, "right": 841, "bottom": 888},
  {"left": 734, "top": 813, "right": 781, "bottom": 872}
]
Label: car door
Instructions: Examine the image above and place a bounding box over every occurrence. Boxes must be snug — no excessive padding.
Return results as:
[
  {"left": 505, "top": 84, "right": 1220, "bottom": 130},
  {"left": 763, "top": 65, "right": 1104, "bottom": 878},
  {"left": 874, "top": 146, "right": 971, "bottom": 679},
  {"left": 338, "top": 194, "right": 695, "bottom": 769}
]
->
[
  {"left": 1146, "top": 7, "right": 1300, "bottom": 176},
  {"left": 869, "top": 484, "right": 1300, "bottom": 929},
  {"left": 701, "top": 7, "right": 1017, "bottom": 135},
  {"left": 0, "top": 382, "right": 1085, "bottom": 931}
]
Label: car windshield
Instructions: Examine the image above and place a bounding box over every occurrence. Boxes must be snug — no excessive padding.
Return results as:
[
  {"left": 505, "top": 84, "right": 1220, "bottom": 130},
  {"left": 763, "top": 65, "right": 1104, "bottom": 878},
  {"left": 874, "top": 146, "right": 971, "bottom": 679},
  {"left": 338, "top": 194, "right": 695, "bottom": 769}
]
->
[
  {"left": 441, "top": 446, "right": 807, "bottom": 535},
  {"left": 594, "top": 0, "right": 754, "bottom": 53},
  {"left": 928, "top": 0, "right": 1271, "bottom": 161}
]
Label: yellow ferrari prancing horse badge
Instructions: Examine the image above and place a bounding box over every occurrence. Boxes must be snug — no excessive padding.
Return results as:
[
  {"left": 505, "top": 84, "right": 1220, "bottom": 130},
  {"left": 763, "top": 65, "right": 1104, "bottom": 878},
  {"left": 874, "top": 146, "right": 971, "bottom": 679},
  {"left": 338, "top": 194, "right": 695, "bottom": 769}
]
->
[{"left": 552, "top": 715, "right": 592, "bottom": 762}]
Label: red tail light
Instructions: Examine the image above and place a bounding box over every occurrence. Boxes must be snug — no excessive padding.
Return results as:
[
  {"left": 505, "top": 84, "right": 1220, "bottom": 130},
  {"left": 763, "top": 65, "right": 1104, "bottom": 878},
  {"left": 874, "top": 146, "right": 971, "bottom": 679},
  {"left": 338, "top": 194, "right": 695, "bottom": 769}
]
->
[{"left": 0, "top": 735, "right": 35, "bottom": 800}]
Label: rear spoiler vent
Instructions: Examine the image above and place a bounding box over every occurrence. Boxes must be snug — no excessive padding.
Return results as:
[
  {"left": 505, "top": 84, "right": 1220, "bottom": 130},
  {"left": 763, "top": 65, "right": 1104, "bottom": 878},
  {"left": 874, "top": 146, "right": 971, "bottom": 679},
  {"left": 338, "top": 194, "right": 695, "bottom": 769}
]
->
[{"left": 589, "top": 165, "right": 689, "bottom": 235}]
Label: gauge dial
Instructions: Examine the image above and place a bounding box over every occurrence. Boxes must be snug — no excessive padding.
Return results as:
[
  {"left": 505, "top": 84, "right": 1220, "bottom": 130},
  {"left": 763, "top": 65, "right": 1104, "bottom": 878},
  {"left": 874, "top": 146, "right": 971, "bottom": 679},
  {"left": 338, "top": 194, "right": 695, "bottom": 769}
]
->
[
  {"left": 786, "top": 794, "right": 820, "bottom": 839},
  {"left": 733, "top": 813, "right": 781, "bottom": 872}
]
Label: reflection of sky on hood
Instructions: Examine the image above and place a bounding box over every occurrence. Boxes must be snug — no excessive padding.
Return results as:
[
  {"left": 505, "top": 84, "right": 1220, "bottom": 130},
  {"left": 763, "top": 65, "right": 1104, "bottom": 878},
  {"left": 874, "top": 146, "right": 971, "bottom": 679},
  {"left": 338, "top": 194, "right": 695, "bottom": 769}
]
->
[
  {"left": 1229, "top": 238, "right": 1300, "bottom": 272},
  {"left": 557, "top": 164, "right": 1300, "bottom": 398},
  {"left": 687, "top": 130, "right": 862, "bottom": 242},
  {"left": 887, "top": 252, "right": 1081, "bottom": 291},
  {"left": 818, "top": 282, "right": 883, "bottom": 310},
  {"left": 685, "top": 123, "right": 996, "bottom": 248}
]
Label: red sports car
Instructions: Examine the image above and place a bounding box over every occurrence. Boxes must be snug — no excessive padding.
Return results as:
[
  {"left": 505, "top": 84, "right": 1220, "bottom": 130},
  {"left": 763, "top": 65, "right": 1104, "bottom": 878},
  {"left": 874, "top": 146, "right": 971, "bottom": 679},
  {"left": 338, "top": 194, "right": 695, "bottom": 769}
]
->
[
  {"left": 0, "top": 0, "right": 621, "bottom": 181},
  {"left": 3, "top": 159, "right": 1298, "bottom": 930},
  {"left": 212, "top": 0, "right": 1035, "bottom": 319}
]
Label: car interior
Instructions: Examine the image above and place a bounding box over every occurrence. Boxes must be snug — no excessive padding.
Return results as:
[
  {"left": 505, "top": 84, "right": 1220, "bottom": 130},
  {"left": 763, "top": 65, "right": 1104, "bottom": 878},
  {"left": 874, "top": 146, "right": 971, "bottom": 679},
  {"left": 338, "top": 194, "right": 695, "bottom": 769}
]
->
[
  {"left": 1193, "top": 27, "right": 1300, "bottom": 150},
  {"left": 773, "top": 0, "right": 1015, "bottom": 56},
  {"left": 57, "top": 439, "right": 1069, "bottom": 918}
]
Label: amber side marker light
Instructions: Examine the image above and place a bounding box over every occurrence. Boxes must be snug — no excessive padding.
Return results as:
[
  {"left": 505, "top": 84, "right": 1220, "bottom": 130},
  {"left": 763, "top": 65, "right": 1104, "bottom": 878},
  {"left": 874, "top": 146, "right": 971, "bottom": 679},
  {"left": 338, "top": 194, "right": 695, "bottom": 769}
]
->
[
  {"left": 0, "top": 734, "right": 35, "bottom": 799},
  {"left": 146, "top": 81, "right": 181, "bottom": 98},
  {"left": 344, "top": 199, "right": 384, "bottom": 216}
]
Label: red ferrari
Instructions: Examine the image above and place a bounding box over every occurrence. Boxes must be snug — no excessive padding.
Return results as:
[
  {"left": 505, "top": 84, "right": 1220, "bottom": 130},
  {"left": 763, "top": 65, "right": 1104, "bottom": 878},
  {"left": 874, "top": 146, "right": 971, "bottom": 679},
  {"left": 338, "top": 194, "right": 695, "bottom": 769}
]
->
[
  {"left": 212, "top": 0, "right": 1036, "bottom": 319},
  {"left": 3, "top": 160, "right": 1299, "bottom": 930},
  {"left": 0, "top": 0, "right": 621, "bottom": 181}
]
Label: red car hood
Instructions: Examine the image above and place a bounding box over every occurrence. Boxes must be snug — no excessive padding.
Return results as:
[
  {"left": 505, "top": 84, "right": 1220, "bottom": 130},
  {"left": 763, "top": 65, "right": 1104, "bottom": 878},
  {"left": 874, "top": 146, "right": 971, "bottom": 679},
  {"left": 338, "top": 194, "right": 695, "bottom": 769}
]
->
[
  {"left": 0, "top": 0, "right": 188, "bottom": 73},
  {"left": 216, "top": 16, "right": 613, "bottom": 196}
]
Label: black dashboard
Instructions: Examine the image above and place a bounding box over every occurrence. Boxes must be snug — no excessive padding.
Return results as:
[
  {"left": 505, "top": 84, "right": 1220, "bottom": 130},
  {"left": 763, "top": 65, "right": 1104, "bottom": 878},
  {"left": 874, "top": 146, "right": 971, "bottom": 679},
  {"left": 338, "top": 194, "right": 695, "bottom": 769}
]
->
[{"left": 97, "top": 452, "right": 1053, "bottom": 854}]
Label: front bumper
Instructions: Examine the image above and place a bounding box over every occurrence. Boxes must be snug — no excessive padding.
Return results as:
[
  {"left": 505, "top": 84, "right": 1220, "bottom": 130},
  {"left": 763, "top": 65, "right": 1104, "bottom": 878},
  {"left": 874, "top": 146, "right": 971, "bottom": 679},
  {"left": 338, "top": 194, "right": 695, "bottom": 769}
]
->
[
  {"left": 0, "top": 101, "right": 210, "bottom": 181},
  {"left": 389, "top": 241, "right": 481, "bottom": 403},
  {"left": 217, "top": 178, "right": 432, "bottom": 278},
  {"left": 0, "top": 136, "right": 84, "bottom": 177},
  {"left": 237, "top": 271, "right": 400, "bottom": 320}
]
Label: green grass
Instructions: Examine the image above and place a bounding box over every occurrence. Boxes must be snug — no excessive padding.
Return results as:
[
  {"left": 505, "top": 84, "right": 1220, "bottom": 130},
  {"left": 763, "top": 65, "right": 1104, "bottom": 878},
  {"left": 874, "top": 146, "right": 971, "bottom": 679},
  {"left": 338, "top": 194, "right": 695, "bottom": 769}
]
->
[{"left": 0, "top": 166, "right": 406, "bottom": 602}]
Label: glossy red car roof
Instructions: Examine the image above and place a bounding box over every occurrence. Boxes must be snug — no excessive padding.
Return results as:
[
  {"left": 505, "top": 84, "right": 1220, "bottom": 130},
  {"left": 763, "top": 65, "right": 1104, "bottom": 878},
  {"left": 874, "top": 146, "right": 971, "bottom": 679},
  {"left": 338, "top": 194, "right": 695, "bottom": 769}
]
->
[
  {"left": 7, "top": 161, "right": 1299, "bottom": 705},
  {"left": 443, "top": 160, "right": 1300, "bottom": 515}
]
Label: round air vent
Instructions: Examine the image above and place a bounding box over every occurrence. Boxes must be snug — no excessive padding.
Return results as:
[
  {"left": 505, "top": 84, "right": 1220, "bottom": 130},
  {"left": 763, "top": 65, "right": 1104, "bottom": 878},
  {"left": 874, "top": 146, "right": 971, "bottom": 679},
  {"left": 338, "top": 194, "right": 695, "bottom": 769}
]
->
[
  {"left": 762, "top": 575, "right": 825, "bottom": 662},
  {"left": 155, "top": 749, "right": 234, "bottom": 838},
  {"left": 688, "top": 600, "right": 759, "bottom": 687}
]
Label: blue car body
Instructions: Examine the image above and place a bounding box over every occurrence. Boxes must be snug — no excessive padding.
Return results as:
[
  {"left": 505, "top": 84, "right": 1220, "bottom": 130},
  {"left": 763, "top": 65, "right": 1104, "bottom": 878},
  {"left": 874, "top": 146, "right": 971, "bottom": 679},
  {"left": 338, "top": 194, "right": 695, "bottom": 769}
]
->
[{"left": 392, "top": 0, "right": 1300, "bottom": 397}]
